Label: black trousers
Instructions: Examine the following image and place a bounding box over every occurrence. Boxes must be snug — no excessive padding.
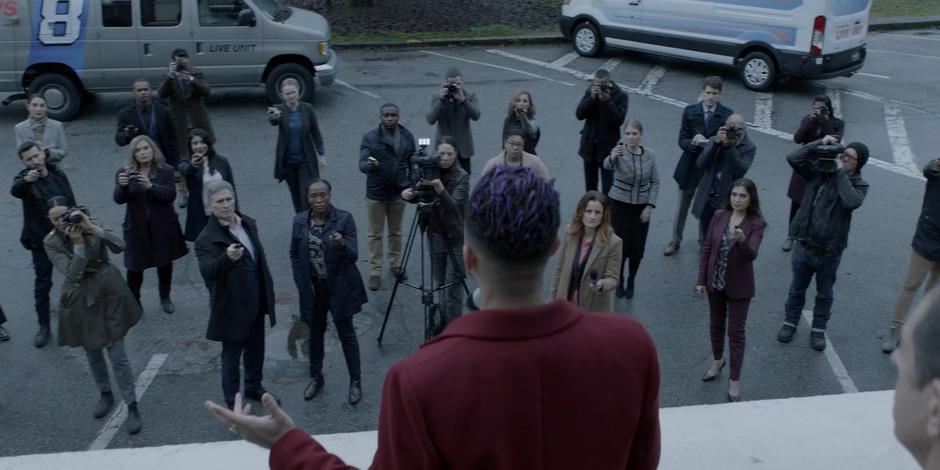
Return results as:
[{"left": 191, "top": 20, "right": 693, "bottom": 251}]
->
[
  {"left": 30, "top": 248, "right": 53, "bottom": 327},
  {"left": 583, "top": 159, "right": 613, "bottom": 195},
  {"left": 126, "top": 263, "right": 173, "bottom": 300},
  {"left": 285, "top": 161, "right": 315, "bottom": 214},
  {"left": 307, "top": 278, "right": 361, "bottom": 382},
  {"left": 220, "top": 314, "right": 265, "bottom": 408},
  {"left": 610, "top": 199, "right": 650, "bottom": 287}
]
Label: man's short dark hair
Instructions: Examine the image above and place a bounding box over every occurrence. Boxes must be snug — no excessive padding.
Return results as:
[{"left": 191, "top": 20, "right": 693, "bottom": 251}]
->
[
  {"left": 132, "top": 78, "right": 150, "bottom": 88},
  {"left": 18, "top": 141, "right": 41, "bottom": 158},
  {"left": 913, "top": 289, "right": 940, "bottom": 388},
  {"left": 465, "top": 166, "right": 559, "bottom": 268},
  {"left": 307, "top": 178, "right": 332, "bottom": 193},
  {"left": 594, "top": 69, "right": 610, "bottom": 80},
  {"left": 171, "top": 48, "right": 189, "bottom": 59},
  {"left": 380, "top": 103, "right": 399, "bottom": 114},
  {"left": 446, "top": 68, "right": 462, "bottom": 79},
  {"left": 702, "top": 76, "right": 723, "bottom": 91}
]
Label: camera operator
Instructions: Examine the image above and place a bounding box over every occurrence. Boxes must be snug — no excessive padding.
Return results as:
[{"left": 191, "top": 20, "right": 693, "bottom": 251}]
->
[
  {"left": 15, "top": 94, "right": 68, "bottom": 164},
  {"left": 426, "top": 68, "right": 480, "bottom": 173},
  {"left": 11, "top": 141, "right": 75, "bottom": 347},
  {"left": 576, "top": 68, "right": 628, "bottom": 194},
  {"left": 691, "top": 114, "right": 756, "bottom": 246},
  {"left": 401, "top": 136, "right": 470, "bottom": 332},
  {"left": 783, "top": 95, "right": 845, "bottom": 251},
  {"left": 359, "top": 103, "right": 416, "bottom": 291},
  {"left": 44, "top": 198, "right": 143, "bottom": 434},
  {"left": 778, "top": 136, "right": 869, "bottom": 351},
  {"left": 159, "top": 49, "right": 215, "bottom": 159},
  {"left": 115, "top": 78, "right": 180, "bottom": 166}
]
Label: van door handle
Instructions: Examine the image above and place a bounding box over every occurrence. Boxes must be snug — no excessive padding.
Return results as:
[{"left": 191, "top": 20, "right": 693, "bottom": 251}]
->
[
  {"left": 196, "top": 42, "right": 204, "bottom": 54},
  {"left": 143, "top": 43, "right": 152, "bottom": 56},
  {"left": 6, "top": 16, "right": 18, "bottom": 25},
  {"left": 628, "top": 0, "right": 641, "bottom": 5}
]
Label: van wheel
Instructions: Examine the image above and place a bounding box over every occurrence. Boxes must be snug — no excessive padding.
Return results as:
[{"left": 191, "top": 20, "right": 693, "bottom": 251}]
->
[
  {"left": 573, "top": 21, "right": 604, "bottom": 57},
  {"left": 739, "top": 51, "right": 776, "bottom": 91},
  {"left": 266, "top": 64, "right": 315, "bottom": 103},
  {"left": 28, "top": 74, "right": 82, "bottom": 121}
]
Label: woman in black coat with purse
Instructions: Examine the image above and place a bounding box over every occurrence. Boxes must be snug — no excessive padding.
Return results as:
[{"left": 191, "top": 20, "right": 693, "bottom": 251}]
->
[
  {"left": 178, "top": 128, "right": 236, "bottom": 241},
  {"left": 290, "top": 179, "right": 367, "bottom": 405},
  {"left": 114, "top": 135, "right": 188, "bottom": 313},
  {"left": 269, "top": 79, "right": 327, "bottom": 214}
]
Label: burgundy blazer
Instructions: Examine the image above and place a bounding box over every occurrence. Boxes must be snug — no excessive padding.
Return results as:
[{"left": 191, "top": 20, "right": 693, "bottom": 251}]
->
[
  {"left": 269, "top": 301, "right": 661, "bottom": 470},
  {"left": 698, "top": 210, "right": 767, "bottom": 300}
]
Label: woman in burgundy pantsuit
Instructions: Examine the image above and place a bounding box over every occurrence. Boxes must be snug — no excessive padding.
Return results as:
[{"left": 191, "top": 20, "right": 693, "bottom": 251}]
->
[{"left": 696, "top": 178, "right": 766, "bottom": 402}]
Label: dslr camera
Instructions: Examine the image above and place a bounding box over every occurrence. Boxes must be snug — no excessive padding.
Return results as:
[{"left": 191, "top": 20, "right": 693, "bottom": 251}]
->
[
  {"left": 126, "top": 170, "right": 142, "bottom": 183},
  {"left": 812, "top": 143, "right": 845, "bottom": 173},
  {"left": 444, "top": 82, "right": 459, "bottom": 99},
  {"left": 175, "top": 59, "right": 188, "bottom": 73},
  {"left": 721, "top": 125, "right": 743, "bottom": 143},
  {"left": 813, "top": 104, "right": 830, "bottom": 118},
  {"left": 62, "top": 205, "right": 89, "bottom": 226},
  {"left": 411, "top": 138, "right": 439, "bottom": 203}
]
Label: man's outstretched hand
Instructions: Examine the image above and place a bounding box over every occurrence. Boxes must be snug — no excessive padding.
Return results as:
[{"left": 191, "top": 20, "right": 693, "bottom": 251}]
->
[{"left": 205, "top": 392, "right": 296, "bottom": 449}]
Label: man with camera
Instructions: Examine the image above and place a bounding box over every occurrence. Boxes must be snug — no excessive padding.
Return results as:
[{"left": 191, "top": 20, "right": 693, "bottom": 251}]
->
[
  {"left": 576, "top": 68, "right": 629, "bottom": 195},
  {"left": 665, "top": 76, "right": 733, "bottom": 256},
  {"left": 115, "top": 78, "right": 179, "bottom": 165},
  {"left": 426, "top": 68, "right": 480, "bottom": 173},
  {"left": 359, "top": 103, "right": 416, "bottom": 291},
  {"left": 44, "top": 198, "right": 143, "bottom": 434},
  {"left": 195, "top": 181, "right": 279, "bottom": 410},
  {"left": 159, "top": 49, "right": 215, "bottom": 159},
  {"left": 11, "top": 141, "right": 75, "bottom": 347},
  {"left": 402, "top": 136, "right": 470, "bottom": 332},
  {"left": 778, "top": 136, "right": 869, "bottom": 351},
  {"left": 691, "top": 114, "right": 756, "bottom": 244}
]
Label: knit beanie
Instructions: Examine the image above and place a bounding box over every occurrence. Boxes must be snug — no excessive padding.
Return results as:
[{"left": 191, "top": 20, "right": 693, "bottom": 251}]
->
[{"left": 845, "top": 142, "right": 869, "bottom": 171}]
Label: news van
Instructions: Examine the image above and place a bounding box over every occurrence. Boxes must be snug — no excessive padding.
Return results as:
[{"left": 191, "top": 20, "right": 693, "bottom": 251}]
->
[
  {"left": 0, "top": 0, "right": 338, "bottom": 120},
  {"left": 560, "top": 0, "right": 869, "bottom": 91}
]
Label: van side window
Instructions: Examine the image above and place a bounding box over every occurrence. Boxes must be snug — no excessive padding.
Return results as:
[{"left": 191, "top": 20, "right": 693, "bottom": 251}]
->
[
  {"left": 102, "top": 0, "right": 132, "bottom": 27},
  {"left": 141, "top": 0, "right": 182, "bottom": 26},
  {"left": 198, "top": 0, "right": 246, "bottom": 26}
]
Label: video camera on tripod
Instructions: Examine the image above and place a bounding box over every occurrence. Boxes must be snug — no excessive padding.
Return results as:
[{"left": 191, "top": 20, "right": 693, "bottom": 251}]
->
[{"left": 411, "top": 138, "right": 439, "bottom": 204}]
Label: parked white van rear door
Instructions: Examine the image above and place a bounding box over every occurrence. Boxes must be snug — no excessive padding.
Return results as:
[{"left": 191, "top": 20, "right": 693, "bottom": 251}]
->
[{"left": 826, "top": 0, "right": 868, "bottom": 55}]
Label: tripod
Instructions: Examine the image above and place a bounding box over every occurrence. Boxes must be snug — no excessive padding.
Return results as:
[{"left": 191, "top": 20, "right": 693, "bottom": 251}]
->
[{"left": 377, "top": 200, "right": 472, "bottom": 345}]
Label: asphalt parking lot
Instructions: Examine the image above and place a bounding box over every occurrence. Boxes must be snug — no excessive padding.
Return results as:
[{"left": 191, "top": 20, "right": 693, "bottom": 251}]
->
[{"left": 1, "top": 29, "right": 939, "bottom": 455}]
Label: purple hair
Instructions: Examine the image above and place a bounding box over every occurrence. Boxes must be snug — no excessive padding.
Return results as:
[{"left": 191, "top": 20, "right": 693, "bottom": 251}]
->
[{"left": 466, "top": 166, "right": 559, "bottom": 264}]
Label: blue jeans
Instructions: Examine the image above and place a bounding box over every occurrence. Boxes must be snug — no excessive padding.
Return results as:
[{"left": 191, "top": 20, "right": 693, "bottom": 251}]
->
[
  {"left": 31, "top": 248, "right": 53, "bottom": 327},
  {"left": 784, "top": 244, "right": 843, "bottom": 331}
]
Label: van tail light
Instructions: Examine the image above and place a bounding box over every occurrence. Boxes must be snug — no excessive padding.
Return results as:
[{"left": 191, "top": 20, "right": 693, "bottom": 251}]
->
[{"left": 811, "top": 15, "right": 825, "bottom": 56}]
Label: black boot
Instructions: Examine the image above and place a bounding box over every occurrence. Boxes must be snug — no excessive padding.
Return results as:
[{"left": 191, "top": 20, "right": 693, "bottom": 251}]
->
[
  {"left": 126, "top": 402, "right": 142, "bottom": 435},
  {"left": 625, "top": 281, "right": 635, "bottom": 299},
  {"left": 93, "top": 391, "right": 115, "bottom": 419},
  {"left": 33, "top": 325, "right": 50, "bottom": 348},
  {"left": 348, "top": 380, "right": 362, "bottom": 405}
]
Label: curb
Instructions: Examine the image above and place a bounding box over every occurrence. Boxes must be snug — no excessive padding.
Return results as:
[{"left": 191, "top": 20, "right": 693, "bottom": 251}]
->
[{"left": 333, "top": 17, "right": 939, "bottom": 50}]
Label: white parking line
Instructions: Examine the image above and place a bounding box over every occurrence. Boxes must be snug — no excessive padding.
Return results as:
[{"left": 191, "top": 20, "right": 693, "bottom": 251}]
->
[
  {"left": 754, "top": 92, "right": 774, "bottom": 129},
  {"left": 801, "top": 311, "right": 859, "bottom": 394},
  {"left": 598, "top": 56, "right": 623, "bottom": 74},
  {"left": 869, "top": 49, "right": 940, "bottom": 60},
  {"left": 423, "top": 50, "right": 578, "bottom": 86},
  {"left": 486, "top": 49, "right": 593, "bottom": 80},
  {"left": 334, "top": 79, "right": 381, "bottom": 99},
  {"left": 637, "top": 64, "right": 668, "bottom": 95},
  {"left": 856, "top": 72, "right": 891, "bottom": 79},
  {"left": 884, "top": 103, "right": 921, "bottom": 175},
  {"left": 88, "top": 354, "right": 168, "bottom": 451},
  {"left": 826, "top": 89, "right": 843, "bottom": 119},
  {"left": 549, "top": 52, "right": 579, "bottom": 68}
]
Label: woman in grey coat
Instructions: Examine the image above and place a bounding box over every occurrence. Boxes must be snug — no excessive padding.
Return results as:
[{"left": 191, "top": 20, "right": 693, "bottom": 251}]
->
[
  {"left": 14, "top": 95, "right": 67, "bottom": 164},
  {"left": 44, "top": 198, "right": 143, "bottom": 434},
  {"left": 603, "top": 119, "right": 660, "bottom": 299}
]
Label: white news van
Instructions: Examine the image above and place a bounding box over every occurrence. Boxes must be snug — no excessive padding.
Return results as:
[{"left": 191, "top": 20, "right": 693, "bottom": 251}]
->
[
  {"left": 1, "top": 0, "right": 338, "bottom": 120},
  {"left": 560, "top": 0, "right": 869, "bottom": 91}
]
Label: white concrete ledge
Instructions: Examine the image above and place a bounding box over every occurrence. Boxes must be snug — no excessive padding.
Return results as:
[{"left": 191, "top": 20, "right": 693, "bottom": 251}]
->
[{"left": 0, "top": 391, "right": 919, "bottom": 469}]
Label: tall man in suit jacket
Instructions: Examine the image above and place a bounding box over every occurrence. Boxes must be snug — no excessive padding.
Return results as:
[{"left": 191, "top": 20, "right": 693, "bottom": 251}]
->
[
  {"left": 576, "top": 68, "right": 628, "bottom": 195},
  {"left": 115, "top": 78, "right": 180, "bottom": 165},
  {"left": 195, "top": 181, "right": 278, "bottom": 409},
  {"left": 207, "top": 166, "right": 661, "bottom": 470},
  {"left": 665, "top": 76, "right": 733, "bottom": 256},
  {"left": 11, "top": 141, "right": 75, "bottom": 348}
]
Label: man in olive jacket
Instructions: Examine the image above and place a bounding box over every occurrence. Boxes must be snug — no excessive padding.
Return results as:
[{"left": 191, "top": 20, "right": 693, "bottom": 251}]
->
[{"left": 195, "top": 181, "right": 278, "bottom": 409}]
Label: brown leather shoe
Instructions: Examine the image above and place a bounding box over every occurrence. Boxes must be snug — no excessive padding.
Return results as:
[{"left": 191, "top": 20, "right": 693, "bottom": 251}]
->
[{"left": 663, "top": 241, "right": 680, "bottom": 256}]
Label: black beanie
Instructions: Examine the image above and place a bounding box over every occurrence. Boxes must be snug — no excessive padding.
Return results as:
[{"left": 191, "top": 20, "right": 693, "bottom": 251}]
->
[{"left": 845, "top": 142, "right": 869, "bottom": 171}]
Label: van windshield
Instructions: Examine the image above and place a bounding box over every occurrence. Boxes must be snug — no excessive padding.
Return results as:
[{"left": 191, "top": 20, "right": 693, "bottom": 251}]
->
[{"left": 249, "top": 0, "right": 291, "bottom": 20}]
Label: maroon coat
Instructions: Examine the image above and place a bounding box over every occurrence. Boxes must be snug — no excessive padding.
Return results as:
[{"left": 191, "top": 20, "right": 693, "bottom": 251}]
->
[
  {"left": 269, "top": 300, "right": 661, "bottom": 470},
  {"left": 113, "top": 163, "right": 188, "bottom": 271},
  {"left": 787, "top": 115, "right": 845, "bottom": 202},
  {"left": 698, "top": 210, "right": 767, "bottom": 300}
]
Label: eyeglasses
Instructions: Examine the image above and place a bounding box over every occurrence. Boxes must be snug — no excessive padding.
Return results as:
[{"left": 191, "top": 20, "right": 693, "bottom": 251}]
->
[{"left": 505, "top": 140, "right": 524, "bottom": 148}]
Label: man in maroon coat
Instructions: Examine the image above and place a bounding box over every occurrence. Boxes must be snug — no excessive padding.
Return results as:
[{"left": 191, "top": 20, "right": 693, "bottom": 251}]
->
[{"left": 206, "top": 166, "right": 661, "bottom": 470}]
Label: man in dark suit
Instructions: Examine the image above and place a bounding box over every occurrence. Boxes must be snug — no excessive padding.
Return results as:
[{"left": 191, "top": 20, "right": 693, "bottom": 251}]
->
[
  {"left": 576, "top": 68, "right": 628, "bottom": 194},
  {"left": 207, "top": 166, "right": 661, "bottom": 470},
  {"left": 11, "top": 141, "right": 75, "bottom": 347},
  {"left": 195, "top": 181, "right": 278, "bottom": 409},
  {"left": 115, "top": 78, "right": 180, "bottom": 165},
  {"left": 691, "top": 114, "right": 756, "bottom": 245},
  {"left": 665, "top": 76, "right": 733, "bottom": 256}
]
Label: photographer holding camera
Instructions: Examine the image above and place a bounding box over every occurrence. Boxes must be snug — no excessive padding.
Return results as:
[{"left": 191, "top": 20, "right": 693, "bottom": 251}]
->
[
  {"left": 691, "top": 114, "right": 756, "bottom": 246},
  {"left": 359, "top": 103, "right": 416, "bottom": 291},
  {"left": 159, "top": 49, "right": 215, "bottom": 159},
  {"left": 44, "top": 197, "right": 144, "bottom": 434},
  {"left": 11, "top": 141, "right": 75, "bottom": 347},
  {"left": 576, "top": 68, "right": 628, "bottom": 194},
  {"left": 778, "top": 136, "right": 869, "bottom": 351},
  {"left": 115, "top": 78, "right": 179, "bottom": 166},
  {"left": 426, "top": 68, "right": 480, "bottom": 173},
  {"left": 401, "top": 135, "right": 470, "bottom": 331},
  {"left": 783, "top": 96, "right": 845, "bottom": 251}
]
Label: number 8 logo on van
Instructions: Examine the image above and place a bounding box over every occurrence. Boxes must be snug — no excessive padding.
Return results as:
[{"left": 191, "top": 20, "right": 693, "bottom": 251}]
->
[{"left": 38, "top": 0, "right": 85, "bottom": 46}]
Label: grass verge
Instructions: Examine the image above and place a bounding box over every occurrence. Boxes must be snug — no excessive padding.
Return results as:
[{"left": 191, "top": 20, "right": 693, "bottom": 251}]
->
[
  {"left": 334, "top": 25, "right": 555, "bottom": 43},
  {"left": 871, "top": 0, "right": 940, "bottom": 19}
]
